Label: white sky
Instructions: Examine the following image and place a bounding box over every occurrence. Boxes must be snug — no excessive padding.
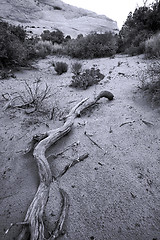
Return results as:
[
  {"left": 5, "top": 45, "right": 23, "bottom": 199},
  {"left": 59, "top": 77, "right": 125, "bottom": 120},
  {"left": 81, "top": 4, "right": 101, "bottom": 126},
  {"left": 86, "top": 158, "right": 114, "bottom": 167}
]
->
[{"left": 62, "top": 0, "right": 155, "bottom": 29}]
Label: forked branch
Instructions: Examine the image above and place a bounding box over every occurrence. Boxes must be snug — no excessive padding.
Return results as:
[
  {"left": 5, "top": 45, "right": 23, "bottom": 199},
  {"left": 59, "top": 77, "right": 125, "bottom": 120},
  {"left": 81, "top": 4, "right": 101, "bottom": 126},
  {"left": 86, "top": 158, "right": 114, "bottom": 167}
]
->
[{"left": 15, "top": 90, "right": 114, "bottom": 240}]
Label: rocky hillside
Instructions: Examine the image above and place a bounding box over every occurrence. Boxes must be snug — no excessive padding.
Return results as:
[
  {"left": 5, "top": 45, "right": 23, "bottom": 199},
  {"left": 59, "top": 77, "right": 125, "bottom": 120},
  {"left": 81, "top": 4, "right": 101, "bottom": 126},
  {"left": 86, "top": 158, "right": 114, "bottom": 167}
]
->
[{"left": 0, "top": 0, "right": 118, "bottom": 38}]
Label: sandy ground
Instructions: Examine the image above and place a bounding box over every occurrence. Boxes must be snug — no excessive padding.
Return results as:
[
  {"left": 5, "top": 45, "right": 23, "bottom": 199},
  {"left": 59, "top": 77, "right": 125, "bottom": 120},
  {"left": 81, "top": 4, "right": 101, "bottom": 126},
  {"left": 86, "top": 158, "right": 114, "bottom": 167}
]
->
[{"left": 0, "top": 54, "right": 160, "bottom": 240}]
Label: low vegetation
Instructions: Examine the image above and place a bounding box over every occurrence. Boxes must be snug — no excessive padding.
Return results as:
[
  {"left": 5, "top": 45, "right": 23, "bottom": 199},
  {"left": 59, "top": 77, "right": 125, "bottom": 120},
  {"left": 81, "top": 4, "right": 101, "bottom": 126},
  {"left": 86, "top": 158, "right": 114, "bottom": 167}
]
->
[
  {"left": 70, "top": 67, "right": 105, "bottom": 89},
  {"left": 54, "top": 61, "right": 68, "bottom": 75},
  {"left": 41, "top": 29, "right": 65, "bottom": 44},
  {"left": 119, "top": 1, "right": 160, "bottom": 56},
  {"left": 1, "top": 1, "right": 160, "bottom": 106},
  {"left": 71, "top": 62, "right": 82, "bottom": 75},
  {"left": 3, "top": 80, "right": 51, "bottom": 113},
  {"left": 0, "top": 21, "right": 27, "bottom": 68},
  {"left": 64, "top": 32, "right": 118, "bottom": 59},
  {"left": 0, "top": 1, "right": 159, "bottom": 69},
  {"left": 34, "top": 40, "right": 54, "bottom": 58},
  {"left": 145, "top": 32, "right": 160, "bottom": 58},
  {"left": 139, "top": 61, "right": 160, "bottom": 106}
]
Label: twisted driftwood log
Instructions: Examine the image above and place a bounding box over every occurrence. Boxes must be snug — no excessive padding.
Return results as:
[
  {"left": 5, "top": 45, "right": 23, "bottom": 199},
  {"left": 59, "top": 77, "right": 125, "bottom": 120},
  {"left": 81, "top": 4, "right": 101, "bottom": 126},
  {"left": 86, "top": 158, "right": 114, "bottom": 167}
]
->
[{"left": 16, "top": 90, "right": 114, "bottom": 240}]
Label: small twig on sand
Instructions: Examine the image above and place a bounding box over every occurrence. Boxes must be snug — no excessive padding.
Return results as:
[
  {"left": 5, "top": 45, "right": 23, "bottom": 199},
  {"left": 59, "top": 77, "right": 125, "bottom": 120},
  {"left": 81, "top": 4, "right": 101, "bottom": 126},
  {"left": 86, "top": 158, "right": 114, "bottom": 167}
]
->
[
  {"left": 48, "top": 141, "right": 80, "bottom": 160},
  {"left": 119, "top": 121, "right": 135, "bottom": 127},
  {"left": 55, "top": 153, "right": 89, "bottom": 179},
  {"left": 84, "top": 131, "right": 107, "bottom": 154},
  {"left": 141, "top": 119, "right": 154, "bottom": 127},
  {"left": 50, "top": 106, "right": 55, "bottom": 120},
  {"left": 4, "top": 222, "right": 29, "bottom": 236},
  {"left": 109, "top": 127, "right": 113, "bottom": 133}
]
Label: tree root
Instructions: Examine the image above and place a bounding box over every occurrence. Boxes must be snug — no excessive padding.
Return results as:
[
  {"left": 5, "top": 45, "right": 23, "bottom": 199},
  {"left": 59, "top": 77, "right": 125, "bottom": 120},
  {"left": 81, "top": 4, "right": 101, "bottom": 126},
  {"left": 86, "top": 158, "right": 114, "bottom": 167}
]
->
[{"left": 13, "top": 90, "right": 114, "bottom": 240}]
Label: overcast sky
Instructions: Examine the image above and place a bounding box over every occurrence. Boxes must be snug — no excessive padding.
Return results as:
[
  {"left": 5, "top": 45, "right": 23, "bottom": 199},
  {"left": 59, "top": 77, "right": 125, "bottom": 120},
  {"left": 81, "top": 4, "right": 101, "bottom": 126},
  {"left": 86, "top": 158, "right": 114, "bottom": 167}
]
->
[{"left": 62, "top": 0, "right": 155, "bottom": 29}]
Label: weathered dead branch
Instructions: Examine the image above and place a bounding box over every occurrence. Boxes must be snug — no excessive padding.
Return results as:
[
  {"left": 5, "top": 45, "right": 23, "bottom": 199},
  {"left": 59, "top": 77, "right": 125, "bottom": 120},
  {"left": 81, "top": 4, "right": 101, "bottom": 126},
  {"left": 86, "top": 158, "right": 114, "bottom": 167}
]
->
[
  {"left": 49, "top": 189, "right": 69, "bottom": 240},
  {"left": 15, "top": 90, "right": 114, "bottom": 240}
]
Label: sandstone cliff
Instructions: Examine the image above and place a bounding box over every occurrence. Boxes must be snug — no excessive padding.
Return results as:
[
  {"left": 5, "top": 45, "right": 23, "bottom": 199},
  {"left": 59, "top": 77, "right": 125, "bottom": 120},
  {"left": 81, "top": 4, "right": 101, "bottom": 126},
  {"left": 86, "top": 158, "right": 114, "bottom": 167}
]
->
[{"left": 0, "top": 0, "right": 118, "bottom": 37}]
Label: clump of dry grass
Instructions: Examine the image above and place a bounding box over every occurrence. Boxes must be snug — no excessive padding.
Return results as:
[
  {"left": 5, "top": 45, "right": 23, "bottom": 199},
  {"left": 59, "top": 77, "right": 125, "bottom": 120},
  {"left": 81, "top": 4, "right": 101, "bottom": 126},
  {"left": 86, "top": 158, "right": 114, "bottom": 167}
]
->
[
  {"left": 71, "top": 62, "right": 82, "bottom": 75},
  {"left": 3, "top": 79, "right": 52, "bottom": 113}
]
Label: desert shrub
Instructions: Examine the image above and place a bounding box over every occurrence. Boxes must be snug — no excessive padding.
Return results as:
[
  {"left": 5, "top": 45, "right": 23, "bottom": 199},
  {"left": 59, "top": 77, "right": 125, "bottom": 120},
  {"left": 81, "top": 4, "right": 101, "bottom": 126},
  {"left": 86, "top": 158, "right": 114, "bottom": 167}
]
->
[
  {"left": 77, "top": 34, "right": 83, "bottom": 39},
  {"left": 23, "top": 80, "right": 51, "bottom": 111},
  {"left": 0, "top": 69, "right": 16, "bottom": 79},
  {"left": 64, "top": 35, "right": 71, "bottom": 42},
  {"left": 64, "top": 32, "right": 118, "bottom": 59},
  {"left": 70, "top": 67, "right": 105, "bottom": 89},
  {"left": 41, "top": 29, "right": 64, "bottom": 44},
  {"left": 119, "top": 1, "right": 160, "bottom": 55},
  {"left": 24, "top": 36, "right": 40, "bottom": 60},
  {"left": 3, "top": 80, "right": 51, "bottom": 112},
  {"left": 0, "top": 21, "right": 28, "bottom": 68},
  {"left": 52, "top": 43, "right": 64, "bottom": 55},
  {"left": 54, "top": 62, "right": 68, "bottom": 75},
  {"left": 145, "top": 32, "right": 160, "bottom": 58},
  {"left": 71, "top": 62, "right": 82, "bottom": 75},
  {"left": 139, "top": 61, "right": 160, "bottom": 106},
  {"left": 34, "top": 40, "right": 54, "bottom": 58},
  {"left": 53, "top": 6, "right": 62, "bottom": 10},
  {"left": 0, "top": 20, "right": 55, "bottom": 72},
  {"left": 9, "top": 24, "right": 26, "bottom": 42}
]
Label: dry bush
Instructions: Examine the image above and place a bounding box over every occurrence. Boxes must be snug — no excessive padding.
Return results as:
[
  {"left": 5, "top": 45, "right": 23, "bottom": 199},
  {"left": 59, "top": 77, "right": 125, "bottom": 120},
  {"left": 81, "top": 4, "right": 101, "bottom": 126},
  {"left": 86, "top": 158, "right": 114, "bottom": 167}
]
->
[
  {"left": 35, "top": 40, "right": 54, "bottom": 58},
  {"left": 52, "top": 43, "right": 64, "bottom": 54},
  {"left": 145, "top": 33, "right": 160, "bottom": 59},
  {"left": 3, "top": 80, "right": 52, "bottom": 113},
  {"left": 71, "top": 62, "right": 82, "bottom": 75},
  {"left": 70, "top": 67, "right": 105, "bottom": 90},
  {"left": 138, "top": 61, "right": 160, "bottom": 106},
  {"left": 54, "top": 61, "right": 68, "bottom": 75}
]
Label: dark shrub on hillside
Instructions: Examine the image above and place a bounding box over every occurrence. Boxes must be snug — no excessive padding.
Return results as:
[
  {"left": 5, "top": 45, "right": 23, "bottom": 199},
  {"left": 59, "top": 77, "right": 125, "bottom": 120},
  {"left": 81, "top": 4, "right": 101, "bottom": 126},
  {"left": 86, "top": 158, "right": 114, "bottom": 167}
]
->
[
  {"left": 41, "top": 29, "right": 64, "bottom": 44},
  {"left": 54, "top": 62, "right": 68, "bottom": 75},
  {"left": 0, "top": 21, "right": 28, "bottom": 68},
  {"left": 64, "top": 35, "right": 72, "bottom": 42},
  {"left": 9, "top": 24, "right": 26, "bottom": 42},
  {"left": 77, "top": 34, "right": 83, "bottom": 39},
  {"left": 53, "top": 6, "right": 62, "bottom": 10},
  {"left": 64, "top": 32, "right": 118, "bottom": 59},
  {"left": 70, "top": 67, "right": 105, "bottom": 89}
]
